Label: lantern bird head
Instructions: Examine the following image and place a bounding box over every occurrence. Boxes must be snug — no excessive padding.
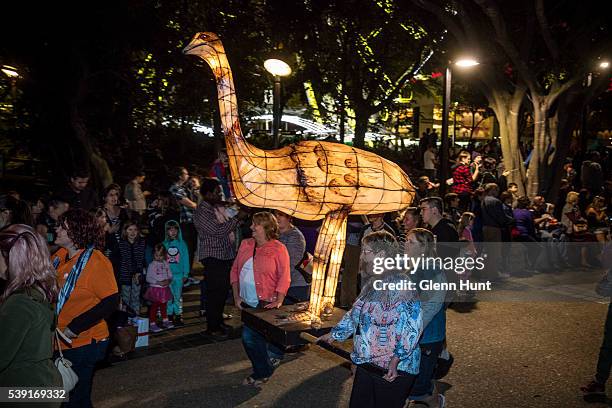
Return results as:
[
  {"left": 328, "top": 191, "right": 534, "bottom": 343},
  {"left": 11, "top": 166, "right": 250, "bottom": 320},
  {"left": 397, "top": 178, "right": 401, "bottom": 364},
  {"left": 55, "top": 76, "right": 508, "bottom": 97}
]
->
[{"left": 183, "top": 32, "right": 220, "bottom": 57}]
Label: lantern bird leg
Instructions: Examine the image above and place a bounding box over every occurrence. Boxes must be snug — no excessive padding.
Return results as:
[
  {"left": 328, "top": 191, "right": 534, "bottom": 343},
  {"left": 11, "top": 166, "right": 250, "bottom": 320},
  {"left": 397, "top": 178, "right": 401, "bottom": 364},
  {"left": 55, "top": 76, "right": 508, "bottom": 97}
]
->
[{"left": 308, "top": 211, "right": 348, "bottom": 318}]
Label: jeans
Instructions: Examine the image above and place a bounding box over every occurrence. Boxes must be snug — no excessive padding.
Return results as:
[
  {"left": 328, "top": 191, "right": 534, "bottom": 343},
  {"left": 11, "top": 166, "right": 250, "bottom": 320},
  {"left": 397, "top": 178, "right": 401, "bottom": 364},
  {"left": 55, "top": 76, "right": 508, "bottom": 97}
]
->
[
  {"left": 200, "top": 257, "right": 232, "bottom": 332},
  {"left": 596, "top": 302, "right": 612, "bottom": 384},
  {"left": 410, "top": 340, "right": 445, "bottom": 399},
  {"left": 349, "top": 365, "right": 416, "bottom": 408},
  {"left": 514, "top": 235, "right": 540, "bottom": 269},
  {"left": 60, "top": 340, "right": 108, "bottom": 408},
  {"left": 242, "top": 324, "right": 275, "bottom": 379},
  {"left": 120, "top": 284, "right": 141, "bottom": 316}
]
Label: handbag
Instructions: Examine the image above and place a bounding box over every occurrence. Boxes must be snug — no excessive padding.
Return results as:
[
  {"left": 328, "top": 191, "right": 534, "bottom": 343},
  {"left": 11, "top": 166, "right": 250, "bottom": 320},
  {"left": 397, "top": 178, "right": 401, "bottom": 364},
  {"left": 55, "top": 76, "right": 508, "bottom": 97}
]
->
[
  {"left": 114, "top": 325, "right": 138, "bottom": 354},
  {"left": 54, "top": 329, "right": 78, "bottom": 392}
]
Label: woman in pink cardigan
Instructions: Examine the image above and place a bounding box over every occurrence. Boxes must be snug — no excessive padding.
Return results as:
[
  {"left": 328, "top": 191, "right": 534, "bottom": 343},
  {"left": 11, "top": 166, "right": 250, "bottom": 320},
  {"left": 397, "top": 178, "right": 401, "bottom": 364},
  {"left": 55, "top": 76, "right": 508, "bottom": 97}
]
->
[{"left": 231, "top": 211, "right": 291, "bottom": 386}]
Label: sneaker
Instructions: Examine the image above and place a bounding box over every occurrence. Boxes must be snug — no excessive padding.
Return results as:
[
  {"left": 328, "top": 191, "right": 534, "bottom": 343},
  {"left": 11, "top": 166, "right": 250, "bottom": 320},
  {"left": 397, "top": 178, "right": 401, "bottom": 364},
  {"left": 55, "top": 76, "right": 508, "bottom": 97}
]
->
[
  {"left": 581, "top": 380, "right": 605, "bottom": 395},
  {"left": 183, "top": 277, "right": 201, "bottom": 288},
  {"left": 406, "top": 401, "right": 428, "bottom": 407},
  {"left": 173, "top": 315, "right": 185, "bottom": 326},
  {"left": 162, "top": 320, "right": 175, "bottom": 329},
  {"left": 201, "top": 329, "right": 229, "bottom": 341},
  {"left": 406, "top": 393, "right": 441, "bottom": 408},
  {"left": 270, "top": 358, "right": 281, "bottom": 369},
  {"left": 242, "top": 375, "right": 269, "bottom": 386},
  {"left": 149, "top": 323, "right": 162, "bottom": 333}
]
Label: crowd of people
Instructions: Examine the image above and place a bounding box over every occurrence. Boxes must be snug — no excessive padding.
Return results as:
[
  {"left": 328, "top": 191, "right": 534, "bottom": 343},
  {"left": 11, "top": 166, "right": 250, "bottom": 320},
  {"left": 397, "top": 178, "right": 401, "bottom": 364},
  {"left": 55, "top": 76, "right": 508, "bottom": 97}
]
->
[
  {"left": 0, "top": 153, "right": 309, "bottom": 406},
  {"left": 0, "top": 135, "right": 610, "bottom": 407}
]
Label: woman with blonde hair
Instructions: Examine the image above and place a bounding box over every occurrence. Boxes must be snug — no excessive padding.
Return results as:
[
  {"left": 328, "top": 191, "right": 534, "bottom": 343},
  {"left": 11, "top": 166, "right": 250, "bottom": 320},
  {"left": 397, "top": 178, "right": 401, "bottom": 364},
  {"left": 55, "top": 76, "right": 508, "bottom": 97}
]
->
[
  {"left": 0, "top": 224, "right": 62, "bottom": 395},
  {"left": 231, "top": 211, "right": 290, "bottom": 386},
  {"left": 561, "top": 191, "right": 581, "bottom": 231}
]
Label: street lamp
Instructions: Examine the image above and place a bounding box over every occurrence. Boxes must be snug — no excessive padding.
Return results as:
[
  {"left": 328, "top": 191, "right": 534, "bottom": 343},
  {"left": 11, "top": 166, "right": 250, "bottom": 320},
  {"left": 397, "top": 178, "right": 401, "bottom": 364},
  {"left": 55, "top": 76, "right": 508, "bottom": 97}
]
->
[
  {"left": 1, "top": 65, "right": 19, "bottom": 115},
  {"left": 439, "top": 58, "right": 479, "bottom": 196},
  {"left": 264, "top": 58, "right": 292, "bottom": 148},
  {"left": 1, "top": 65, "right": 19, "bottom": 78},
  {"left": 581, "top": 59, "right": 610, "bottom": 151}
]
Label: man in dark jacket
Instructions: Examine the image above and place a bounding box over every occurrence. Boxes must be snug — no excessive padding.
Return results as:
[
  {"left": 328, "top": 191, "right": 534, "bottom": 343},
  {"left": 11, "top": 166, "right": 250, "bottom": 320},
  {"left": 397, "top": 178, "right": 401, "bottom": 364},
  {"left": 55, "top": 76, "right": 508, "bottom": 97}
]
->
[
  {"left": 419, "top": 197, "right": 459, "bottom": 259},
  {"left": 481, "top": 183, "right": 513, "bottom": 279},
  {"left": 58, "top": 170, "right": 98, "bottom": 211}
]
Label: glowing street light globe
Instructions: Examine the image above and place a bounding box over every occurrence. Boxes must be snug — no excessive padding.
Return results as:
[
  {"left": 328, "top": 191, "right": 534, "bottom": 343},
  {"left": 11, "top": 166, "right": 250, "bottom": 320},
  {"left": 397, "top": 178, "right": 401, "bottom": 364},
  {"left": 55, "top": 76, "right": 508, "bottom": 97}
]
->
[
  {"left": 600, "top": 61, "right": 610, "bottom": 69},
  {"left": 455, "top": 58, "right": 480, "bottom": 68},
  {"left": 264, "top": 59, "right": 292, "bottom": 77},
  {"left": 1, "top": 65, "right": 19, "bottom": 78}
]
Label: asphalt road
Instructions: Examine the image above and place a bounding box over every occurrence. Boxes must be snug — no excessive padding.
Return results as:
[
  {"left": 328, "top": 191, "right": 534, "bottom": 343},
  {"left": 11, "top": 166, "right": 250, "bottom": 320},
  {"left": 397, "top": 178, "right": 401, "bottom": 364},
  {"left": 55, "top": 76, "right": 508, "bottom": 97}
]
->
[{"left": 92, "top": 269, "right": 612, "bottom": 408}]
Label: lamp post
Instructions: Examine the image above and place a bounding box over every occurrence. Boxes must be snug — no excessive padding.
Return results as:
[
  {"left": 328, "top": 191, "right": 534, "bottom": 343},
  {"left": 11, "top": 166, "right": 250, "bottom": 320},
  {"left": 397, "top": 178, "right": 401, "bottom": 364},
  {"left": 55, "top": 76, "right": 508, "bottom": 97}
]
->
[
  {"left": 581, "top": 60, "right": 610, "bottom": 151},
  {"left": 439, "top": 58, "right": 479, "bottom": 197},
  {"left": 264, "top": 58, "right": 292, "bottom": 148}
]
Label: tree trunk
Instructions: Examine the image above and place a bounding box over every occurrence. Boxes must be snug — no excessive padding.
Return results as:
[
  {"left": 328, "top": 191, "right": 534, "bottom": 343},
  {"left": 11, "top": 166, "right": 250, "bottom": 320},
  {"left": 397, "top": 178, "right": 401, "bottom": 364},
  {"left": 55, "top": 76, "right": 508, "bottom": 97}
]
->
[
  {"left": 70, "top": 69, "right": 113, "bottom": 190},
  {"left": 488, "top": 87, "right": 527, "bottom": 196},
  {"left": 528, "top": 95, "right": 553, "bottom": 197},
  {"left": 545, "top": 110, "right": 572, "bottom": 202},
  {"left": 545, "top": 88, "right": 584, "bottom": 202},
  {"left": 353, "top": 109, "right": 369, "bottom": 148},
  {"left": 70, "top": 105, "right": 113, "bottom": 189}
]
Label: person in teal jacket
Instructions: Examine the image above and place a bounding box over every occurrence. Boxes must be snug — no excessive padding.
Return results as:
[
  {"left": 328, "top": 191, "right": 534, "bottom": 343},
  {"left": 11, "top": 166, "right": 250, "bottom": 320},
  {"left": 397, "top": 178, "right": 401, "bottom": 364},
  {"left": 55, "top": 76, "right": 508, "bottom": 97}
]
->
[{"left": 162, "top": 220, "right": 190, "bottom": 325}]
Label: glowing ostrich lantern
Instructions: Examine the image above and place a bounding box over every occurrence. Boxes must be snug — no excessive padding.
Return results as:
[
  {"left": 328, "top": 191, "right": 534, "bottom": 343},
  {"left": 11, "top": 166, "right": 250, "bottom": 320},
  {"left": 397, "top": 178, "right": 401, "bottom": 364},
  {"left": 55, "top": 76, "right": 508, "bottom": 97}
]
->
[{"left": 184, "top": 32, "right": 415, "bottom": 318}]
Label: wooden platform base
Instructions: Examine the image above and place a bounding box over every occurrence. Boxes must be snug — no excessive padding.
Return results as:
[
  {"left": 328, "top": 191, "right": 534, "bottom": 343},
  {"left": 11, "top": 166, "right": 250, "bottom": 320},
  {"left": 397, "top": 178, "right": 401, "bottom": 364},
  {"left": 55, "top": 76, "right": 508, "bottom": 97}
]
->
[{"left": 241, "top": 303, "right": 346, "bottom": 347}]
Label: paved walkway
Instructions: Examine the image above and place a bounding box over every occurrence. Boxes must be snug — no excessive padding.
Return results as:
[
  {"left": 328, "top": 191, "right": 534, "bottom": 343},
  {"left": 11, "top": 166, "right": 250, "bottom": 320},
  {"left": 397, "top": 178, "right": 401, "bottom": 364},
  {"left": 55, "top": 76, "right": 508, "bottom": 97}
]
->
[{"left": 92, "top": 267, "right": 612, "bottom": 407}]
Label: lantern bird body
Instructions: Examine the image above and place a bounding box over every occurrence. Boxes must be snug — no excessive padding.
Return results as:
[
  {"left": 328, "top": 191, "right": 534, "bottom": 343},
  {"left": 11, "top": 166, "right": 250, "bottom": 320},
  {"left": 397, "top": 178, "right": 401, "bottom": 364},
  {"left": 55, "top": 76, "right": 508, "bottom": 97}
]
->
[{"left": 184, "top": 32, "right": 415, "bottom": 317}]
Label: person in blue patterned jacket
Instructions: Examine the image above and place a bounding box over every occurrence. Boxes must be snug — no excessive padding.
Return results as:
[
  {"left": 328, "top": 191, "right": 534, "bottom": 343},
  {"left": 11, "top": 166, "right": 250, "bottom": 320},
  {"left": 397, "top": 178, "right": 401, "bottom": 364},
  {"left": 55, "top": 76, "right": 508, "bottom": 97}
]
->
[{"left": 319, "top": 230, "right": 423, "bottom": 408}]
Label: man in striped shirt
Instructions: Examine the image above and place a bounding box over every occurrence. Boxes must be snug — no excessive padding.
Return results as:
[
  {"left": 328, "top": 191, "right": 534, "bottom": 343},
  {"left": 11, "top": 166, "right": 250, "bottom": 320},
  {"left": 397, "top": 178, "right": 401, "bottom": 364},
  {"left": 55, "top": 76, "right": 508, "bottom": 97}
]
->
[{"left": 194, "top": 178, "right": 248, "bottom": 338}]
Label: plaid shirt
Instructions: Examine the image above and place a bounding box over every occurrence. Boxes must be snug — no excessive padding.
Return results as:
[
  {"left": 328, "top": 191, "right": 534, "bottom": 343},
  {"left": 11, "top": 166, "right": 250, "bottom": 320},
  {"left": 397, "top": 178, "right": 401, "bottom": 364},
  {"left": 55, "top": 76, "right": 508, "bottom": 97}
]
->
[
  {"left": 194, "top": 201, "right": 240, "bottom": 261},
  {"left": 169, "top": 182, "right": 194, "bottom": 223},
  {"left": 451, "top": 164, "right": 473, "bottom": 194}
]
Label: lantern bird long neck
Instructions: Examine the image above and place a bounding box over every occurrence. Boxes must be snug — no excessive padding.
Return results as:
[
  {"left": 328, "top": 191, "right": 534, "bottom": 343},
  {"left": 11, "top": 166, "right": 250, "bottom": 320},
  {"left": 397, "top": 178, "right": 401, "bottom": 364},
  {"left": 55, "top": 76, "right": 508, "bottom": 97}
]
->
[{"left": 188, "top": 38, "right": 260, "bottom": 157}]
